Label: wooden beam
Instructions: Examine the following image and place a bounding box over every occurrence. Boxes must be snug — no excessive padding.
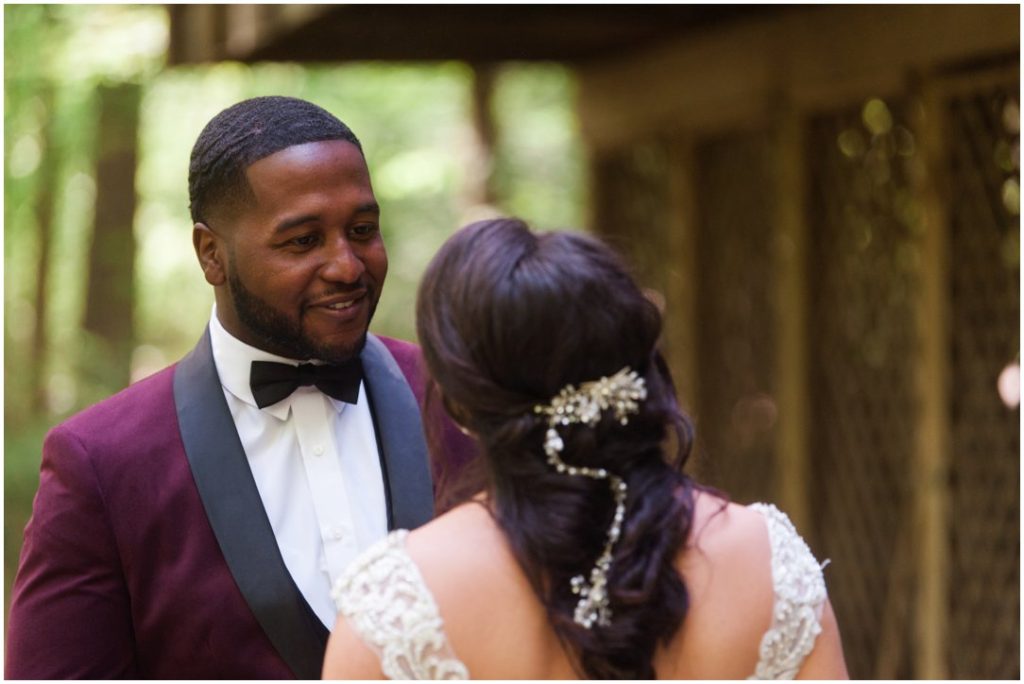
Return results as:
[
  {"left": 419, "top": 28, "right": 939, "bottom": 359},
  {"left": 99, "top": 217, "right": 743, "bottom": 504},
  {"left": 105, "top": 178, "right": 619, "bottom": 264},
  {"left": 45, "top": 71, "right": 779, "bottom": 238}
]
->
[
  {"left": 578, "top": 4, "right": 1018, "bottom": 151},
  {"left": 664, "top": 134, "right": 700, "bottom": 419},
  {"left": 224, "top": 4, "right": 261, "bottom": 58},
  {"left": 907, "top": 73, "right": 951, "bottom": 680},
  {"left": 176, "top": 5, "right": 221, "bottom": 64},
  {"left": 771, "top": 95, "right": 811, "bottom": 533}
]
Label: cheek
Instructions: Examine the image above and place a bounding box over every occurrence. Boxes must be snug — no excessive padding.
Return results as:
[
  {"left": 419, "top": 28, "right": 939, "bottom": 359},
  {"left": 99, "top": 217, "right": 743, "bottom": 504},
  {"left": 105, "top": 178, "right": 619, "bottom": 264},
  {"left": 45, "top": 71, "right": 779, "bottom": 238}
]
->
[
  {"left": 233, "top": 253, "right": 308, "bottom": 300},
  {"left": 366, "top": 244, "right": 388, "bottom": 283},
  {"left": 268, "top": 268, "right": 316, "bottom": 302}
]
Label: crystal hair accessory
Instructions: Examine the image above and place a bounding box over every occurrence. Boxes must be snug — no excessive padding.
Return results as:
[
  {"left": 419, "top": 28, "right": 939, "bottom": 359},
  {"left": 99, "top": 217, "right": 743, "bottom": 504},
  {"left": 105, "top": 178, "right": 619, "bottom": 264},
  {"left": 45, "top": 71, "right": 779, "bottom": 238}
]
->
[{"left": 533, "top": 366, "right": 647, "bottom": 628}]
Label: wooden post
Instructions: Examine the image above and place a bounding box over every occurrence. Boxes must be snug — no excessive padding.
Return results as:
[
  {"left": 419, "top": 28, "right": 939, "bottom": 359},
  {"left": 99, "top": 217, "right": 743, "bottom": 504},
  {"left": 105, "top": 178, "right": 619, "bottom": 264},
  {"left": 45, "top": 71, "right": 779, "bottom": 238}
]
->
[
  {"left": 773, "top": 98, "right": 811, "bottom": 532},
  {"left": 908, "top": 75, "right": 950, "bottom": 680},
  {"left": 664, "top": 134, "right": 700, "bottom": 419}
]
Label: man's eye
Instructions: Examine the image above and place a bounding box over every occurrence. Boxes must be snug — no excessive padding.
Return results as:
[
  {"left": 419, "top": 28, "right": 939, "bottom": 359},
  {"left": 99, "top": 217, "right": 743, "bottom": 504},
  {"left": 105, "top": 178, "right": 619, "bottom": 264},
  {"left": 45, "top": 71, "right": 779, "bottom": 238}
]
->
[
  {"left": 350, "top": 224, "right": 378, "bottom": 239},
  {"left": 291, "top": 234, "right": 319, "bottom": 248}
]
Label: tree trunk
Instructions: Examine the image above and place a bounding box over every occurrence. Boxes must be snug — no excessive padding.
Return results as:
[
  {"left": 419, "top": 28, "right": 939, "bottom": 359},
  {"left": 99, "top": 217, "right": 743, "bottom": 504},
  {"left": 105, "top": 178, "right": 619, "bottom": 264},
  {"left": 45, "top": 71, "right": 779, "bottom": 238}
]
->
[
  {"left": 82, "top": 82, "right": 140, "bottom": 392},
  {"left": 28, "top": 83, "right": 58, "bottom": 415},
  {"left": 468, "top": 63, "right": 499, "bottom": 207}
]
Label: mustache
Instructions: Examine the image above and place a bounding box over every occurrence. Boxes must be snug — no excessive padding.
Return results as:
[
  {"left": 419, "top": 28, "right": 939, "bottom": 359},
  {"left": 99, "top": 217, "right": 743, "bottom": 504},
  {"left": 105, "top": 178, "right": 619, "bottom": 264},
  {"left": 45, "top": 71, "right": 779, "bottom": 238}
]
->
[
  {"left": 311, "top": 281, "right": 370, "bottom": 297},
  {"left": 303, "top": 281, "right": 374, "bottom": 308}
]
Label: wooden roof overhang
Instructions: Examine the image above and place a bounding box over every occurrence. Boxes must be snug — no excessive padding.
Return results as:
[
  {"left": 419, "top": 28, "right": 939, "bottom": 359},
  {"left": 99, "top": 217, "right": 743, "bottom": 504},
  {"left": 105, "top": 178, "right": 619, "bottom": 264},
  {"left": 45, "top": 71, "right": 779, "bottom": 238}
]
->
[{"left": 167, "top": 4, "right": 784, "bottom": 65}]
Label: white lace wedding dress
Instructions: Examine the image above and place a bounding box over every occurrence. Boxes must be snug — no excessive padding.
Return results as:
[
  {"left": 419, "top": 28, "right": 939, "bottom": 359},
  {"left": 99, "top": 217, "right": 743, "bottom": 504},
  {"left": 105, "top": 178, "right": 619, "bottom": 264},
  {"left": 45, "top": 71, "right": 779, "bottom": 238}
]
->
[{"left": 331, "top": 503, "right": 827, "bottom": 680}]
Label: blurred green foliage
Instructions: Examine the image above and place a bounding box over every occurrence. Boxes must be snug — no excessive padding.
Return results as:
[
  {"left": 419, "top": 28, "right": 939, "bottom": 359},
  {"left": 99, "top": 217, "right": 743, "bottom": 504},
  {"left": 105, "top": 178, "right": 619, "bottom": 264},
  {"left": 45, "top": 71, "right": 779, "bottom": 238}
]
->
[{"left": 4, "top": 4, "right": 585, "bottom": 616}]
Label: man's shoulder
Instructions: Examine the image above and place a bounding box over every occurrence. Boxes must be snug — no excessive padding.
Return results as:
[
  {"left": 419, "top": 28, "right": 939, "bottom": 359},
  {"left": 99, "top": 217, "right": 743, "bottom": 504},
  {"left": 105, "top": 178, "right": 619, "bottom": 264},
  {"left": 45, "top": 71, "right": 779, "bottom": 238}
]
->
[
  {"left": 56, "top": 364, "right": 179, "bottom": 443},
  {"left": 372, "top": 334, "right": 425, "bottom": 385},
  {"left": 374, "top": 334, "right": 421, "bottom": 363}
]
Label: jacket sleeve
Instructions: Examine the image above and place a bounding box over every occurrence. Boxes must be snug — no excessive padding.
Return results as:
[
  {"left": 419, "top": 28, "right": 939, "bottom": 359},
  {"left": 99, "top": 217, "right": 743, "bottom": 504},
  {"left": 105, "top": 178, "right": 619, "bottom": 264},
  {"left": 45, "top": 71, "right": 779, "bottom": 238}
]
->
[{"left": 5, "top": 424, "right": 138, "bottom": 679}]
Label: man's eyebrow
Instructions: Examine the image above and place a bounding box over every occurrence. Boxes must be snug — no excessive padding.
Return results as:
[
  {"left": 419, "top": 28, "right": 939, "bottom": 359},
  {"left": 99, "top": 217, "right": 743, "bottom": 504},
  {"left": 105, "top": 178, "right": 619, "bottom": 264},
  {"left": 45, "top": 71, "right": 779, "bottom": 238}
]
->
[
  {"left": 272, "top": 203, "right": 380, "bottom": 234},
  {"left": 274, "top": 214, "right": 319, "bottom": 234},
  {"left": 354, "top": 202, "right": 381, "bottom": 216}
]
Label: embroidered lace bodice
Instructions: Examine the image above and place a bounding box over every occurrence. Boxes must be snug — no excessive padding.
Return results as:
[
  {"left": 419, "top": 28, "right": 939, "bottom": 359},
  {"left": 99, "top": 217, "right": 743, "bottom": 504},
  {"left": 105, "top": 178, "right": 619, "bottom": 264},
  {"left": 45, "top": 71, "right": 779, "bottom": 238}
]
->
[
  {"left": 331, "top": 504, "right": 827, "bottom": 680},
  {"left": 747, "top": 503, "right": 828, "bottom": 679},
  {"left": 331, "top": 530, "right": 469, "bottom": 680}
]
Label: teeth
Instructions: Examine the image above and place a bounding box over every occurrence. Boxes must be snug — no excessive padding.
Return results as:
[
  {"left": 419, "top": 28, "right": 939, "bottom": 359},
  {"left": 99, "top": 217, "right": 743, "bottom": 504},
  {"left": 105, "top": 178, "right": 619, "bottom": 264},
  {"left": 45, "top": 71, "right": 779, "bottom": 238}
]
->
[{"left": 327, "top": 301, "right": 355, "bottom": 310}]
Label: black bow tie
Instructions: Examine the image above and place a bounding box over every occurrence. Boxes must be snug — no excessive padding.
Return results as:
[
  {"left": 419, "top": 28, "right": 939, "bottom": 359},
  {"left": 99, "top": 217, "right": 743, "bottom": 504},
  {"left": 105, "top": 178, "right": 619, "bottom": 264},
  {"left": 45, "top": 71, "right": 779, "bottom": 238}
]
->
[{"left": 249, "top": 359, "right": 363, "bottom": 409}]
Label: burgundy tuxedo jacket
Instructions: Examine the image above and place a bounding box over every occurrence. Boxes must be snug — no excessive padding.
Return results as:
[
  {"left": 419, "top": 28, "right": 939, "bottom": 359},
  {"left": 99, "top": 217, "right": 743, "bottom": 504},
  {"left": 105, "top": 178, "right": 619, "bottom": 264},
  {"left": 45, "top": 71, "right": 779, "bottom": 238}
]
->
[{"left": 6, "top": 330, "right": 476, "bottom": 679}]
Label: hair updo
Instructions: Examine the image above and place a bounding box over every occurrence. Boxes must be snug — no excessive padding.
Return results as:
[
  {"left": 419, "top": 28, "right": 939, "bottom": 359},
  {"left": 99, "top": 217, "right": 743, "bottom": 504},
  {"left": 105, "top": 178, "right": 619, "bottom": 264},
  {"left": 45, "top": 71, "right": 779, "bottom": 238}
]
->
[{"left": 416, "top": 218, "right": 698, "bottom": 678}]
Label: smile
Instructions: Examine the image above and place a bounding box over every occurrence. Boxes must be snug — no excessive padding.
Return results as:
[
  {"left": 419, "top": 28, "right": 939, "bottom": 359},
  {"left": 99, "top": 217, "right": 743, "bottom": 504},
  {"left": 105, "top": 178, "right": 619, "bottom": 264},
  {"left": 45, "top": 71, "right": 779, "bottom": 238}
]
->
[{"left": 310, "top": 290, "right": 367, "bottom": 311}]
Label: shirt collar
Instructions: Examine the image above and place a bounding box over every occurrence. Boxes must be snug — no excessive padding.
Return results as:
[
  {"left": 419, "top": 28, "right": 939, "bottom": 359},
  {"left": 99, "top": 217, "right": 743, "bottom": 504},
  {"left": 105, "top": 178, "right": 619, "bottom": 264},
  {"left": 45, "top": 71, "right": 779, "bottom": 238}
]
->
[{"left": 208, "top": 305, "right": 347, "bottom": 420}]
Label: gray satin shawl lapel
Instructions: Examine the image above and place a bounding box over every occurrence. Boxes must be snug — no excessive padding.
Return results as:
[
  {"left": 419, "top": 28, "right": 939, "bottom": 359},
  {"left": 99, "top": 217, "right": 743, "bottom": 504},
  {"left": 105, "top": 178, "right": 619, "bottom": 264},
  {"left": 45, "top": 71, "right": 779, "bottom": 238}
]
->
[
  {"left": 173, "top": 328, "right": 327, "bottom": 679},
  {"left": 361, "top": 334, "right": 434, "bottom": 529}
]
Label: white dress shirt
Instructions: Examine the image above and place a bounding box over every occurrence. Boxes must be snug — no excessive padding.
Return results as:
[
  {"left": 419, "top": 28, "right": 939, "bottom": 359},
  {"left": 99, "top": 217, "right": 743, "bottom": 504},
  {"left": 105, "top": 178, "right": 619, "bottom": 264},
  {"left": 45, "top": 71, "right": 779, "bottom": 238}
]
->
[{"left": 208, "top": 308, "right": 388, "bottom": 628}]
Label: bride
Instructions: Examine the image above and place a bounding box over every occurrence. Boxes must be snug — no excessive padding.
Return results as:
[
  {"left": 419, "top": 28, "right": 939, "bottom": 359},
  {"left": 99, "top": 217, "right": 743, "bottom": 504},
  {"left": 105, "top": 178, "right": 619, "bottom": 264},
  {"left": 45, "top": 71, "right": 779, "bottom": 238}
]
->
[{"left": 323, "top": 218, "right": 848, "bottom": 679}]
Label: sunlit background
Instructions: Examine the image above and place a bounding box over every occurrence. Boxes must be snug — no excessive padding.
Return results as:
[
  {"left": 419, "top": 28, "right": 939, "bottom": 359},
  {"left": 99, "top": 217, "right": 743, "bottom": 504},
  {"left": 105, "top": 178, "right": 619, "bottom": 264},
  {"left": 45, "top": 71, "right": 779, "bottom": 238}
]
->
[
  {"left": 5, "top": 4, "right": 1019, "bottom": 679},
  {"left": 5, "top": 5, "right": 585, "bottom": 408}
]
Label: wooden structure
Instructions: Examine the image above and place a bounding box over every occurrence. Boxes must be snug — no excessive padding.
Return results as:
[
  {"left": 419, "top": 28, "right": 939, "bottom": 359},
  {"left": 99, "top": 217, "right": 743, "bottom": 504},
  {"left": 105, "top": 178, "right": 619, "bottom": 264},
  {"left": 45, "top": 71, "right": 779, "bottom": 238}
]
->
[
  {"left": 168, "top": 5, "right": 1019, "bottom": 678},
  {"left": 575, "top": 7, "right": 1018, "bottom": 679},
  {"left": 168, "top": 5, "right": 781, "bottom": 64}
]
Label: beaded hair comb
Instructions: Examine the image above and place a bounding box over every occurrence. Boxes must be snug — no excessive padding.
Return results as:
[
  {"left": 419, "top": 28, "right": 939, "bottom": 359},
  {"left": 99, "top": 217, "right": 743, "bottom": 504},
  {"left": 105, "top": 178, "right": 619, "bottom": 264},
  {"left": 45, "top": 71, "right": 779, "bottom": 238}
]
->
[{"left": 533, "top": 367, "right": 647, "bottom": 628}]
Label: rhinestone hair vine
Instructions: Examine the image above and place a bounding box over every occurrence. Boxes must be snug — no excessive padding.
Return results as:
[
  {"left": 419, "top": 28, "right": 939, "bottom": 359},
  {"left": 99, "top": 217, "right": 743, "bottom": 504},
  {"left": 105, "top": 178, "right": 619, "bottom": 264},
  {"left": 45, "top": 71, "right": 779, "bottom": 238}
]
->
[{"left": 533, "top": 366, "right": 647, "bottom": 629}]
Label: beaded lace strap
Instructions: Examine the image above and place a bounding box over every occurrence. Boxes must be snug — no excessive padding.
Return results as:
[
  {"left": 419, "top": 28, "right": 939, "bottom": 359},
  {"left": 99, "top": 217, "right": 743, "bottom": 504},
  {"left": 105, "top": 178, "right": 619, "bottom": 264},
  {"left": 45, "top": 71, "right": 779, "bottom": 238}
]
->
[
  {"left": 748, "top": 503, "right": 828, "bottom": 680},
  {"left": 331, "top": 530, "right": 469, "bottom": 680}
]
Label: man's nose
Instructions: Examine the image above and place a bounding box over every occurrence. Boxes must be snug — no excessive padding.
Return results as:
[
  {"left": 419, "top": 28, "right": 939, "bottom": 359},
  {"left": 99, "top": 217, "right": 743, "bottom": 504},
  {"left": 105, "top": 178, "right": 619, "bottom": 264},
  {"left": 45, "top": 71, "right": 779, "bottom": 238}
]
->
[{"left": 320, "top": 236, "right": 365, "bottom": 284}]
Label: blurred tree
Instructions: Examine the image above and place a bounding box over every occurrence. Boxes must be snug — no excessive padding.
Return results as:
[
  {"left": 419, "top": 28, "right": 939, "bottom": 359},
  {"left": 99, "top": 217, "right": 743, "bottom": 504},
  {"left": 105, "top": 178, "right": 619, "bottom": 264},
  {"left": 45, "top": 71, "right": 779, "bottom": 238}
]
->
[
  {"left": 6, "top": 5, "right": 166, "bottom": 419},
  {"left": 28, "top": 83, "right": 58, "bottom": 415},
  {"left": 6, "top": 4, "right": 54, "bottom": 423},
  {"left": 468, "top": 64, "right": 499, "bottom": 207},
  {"left": 82, "top": 82, "right": 140, "bottom": 393}
]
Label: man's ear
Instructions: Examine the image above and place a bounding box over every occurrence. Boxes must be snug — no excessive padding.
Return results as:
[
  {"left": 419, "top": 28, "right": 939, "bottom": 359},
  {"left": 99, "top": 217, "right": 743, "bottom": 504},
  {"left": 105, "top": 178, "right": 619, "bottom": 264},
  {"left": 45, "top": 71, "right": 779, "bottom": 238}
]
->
[{"left": 193, "top": 223, "right": 227, "bottom": 286}]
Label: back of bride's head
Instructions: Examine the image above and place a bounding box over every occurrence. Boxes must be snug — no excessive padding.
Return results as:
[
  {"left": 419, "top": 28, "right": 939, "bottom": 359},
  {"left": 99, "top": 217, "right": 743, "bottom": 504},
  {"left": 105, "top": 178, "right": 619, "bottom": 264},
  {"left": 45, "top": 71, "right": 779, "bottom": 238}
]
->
[
  {"left": 416, "top": 218, "right": 696, "bottom": 679},
  {"left": 416, "top": 217, "right": 663, "bottom": 432}
]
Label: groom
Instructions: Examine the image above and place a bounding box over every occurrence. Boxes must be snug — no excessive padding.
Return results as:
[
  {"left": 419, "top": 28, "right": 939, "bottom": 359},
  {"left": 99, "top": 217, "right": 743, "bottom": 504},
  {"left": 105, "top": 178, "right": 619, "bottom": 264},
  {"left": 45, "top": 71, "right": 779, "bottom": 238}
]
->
[{"left": 6, "top": 96, "right": 475, "bottom": 679}]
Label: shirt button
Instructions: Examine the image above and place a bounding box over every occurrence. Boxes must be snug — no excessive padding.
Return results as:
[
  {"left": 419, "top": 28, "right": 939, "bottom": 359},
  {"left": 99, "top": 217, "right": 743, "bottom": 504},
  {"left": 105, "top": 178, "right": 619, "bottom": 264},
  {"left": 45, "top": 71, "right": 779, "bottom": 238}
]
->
[
  {"left": 313, "top": 445, "right": 324, "bottom": 456},
  {"left": 331, "top": 525, "right": 345, "bottom": 540}
]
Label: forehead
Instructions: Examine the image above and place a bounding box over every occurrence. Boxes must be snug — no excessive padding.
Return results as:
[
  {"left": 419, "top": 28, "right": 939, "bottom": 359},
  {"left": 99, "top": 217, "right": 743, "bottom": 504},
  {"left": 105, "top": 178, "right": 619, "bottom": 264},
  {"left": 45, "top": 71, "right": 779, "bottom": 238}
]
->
[{"left": 243, "top": 139, "right": 373, "bottom": 204}]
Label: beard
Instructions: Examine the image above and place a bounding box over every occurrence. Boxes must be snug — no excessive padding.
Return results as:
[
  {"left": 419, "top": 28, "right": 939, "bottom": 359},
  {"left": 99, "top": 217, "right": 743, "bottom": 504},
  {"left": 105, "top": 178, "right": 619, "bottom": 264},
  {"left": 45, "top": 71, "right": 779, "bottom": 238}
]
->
[{"left": 227, "top": 269, "right": 371, "bottom": 365}]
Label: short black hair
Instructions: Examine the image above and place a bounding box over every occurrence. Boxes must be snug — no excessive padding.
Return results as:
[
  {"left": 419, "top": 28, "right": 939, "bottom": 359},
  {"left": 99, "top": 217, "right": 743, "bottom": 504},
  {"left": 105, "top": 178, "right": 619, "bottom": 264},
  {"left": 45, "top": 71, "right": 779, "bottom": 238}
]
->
[{"left": 188, "top": 96, "right": 363, "bottom": 224}]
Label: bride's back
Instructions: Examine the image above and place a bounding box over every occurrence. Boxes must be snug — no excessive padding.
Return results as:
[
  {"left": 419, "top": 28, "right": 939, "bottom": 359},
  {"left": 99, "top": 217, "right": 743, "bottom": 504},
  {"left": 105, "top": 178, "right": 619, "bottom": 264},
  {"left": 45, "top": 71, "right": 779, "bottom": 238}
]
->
[
  {"left": 326, "top": 488, "right": 846, "bottom": 680},
  {"left": 405, "top": 491, "right": 778, "bottom": 679}
]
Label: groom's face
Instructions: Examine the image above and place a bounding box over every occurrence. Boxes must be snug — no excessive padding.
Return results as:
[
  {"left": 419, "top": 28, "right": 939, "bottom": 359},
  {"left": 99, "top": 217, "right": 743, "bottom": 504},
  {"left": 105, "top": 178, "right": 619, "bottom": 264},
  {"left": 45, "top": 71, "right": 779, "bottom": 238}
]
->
[{"left": 200, "top": 140, "right": 387, "bottom": 364}]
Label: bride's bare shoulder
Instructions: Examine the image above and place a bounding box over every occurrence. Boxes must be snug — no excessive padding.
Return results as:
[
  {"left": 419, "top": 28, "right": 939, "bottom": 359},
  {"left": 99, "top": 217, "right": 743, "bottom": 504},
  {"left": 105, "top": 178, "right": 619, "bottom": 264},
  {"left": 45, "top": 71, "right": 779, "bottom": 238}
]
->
[
  {"left": 663, "top": 490, "right": 776, "bottom": 678},
  {"left": 403, "top": 499, "right": 526, "bottom": 614},
  {"left": 405, "top": 499, "right": 505, "bottom": 571},
  {"left": 687, "top": 490, "right": 771, "bottom": 556},
  {"left": 403, "top": 500, "right": 566, "bottom": 677}
]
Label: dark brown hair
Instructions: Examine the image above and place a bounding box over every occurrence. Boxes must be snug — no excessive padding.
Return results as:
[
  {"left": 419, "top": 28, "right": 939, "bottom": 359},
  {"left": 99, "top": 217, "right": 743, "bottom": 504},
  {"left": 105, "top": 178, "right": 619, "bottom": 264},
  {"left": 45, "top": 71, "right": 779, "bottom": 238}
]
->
[{"left": 416, "top": 218, "right": 697, "bottom": 678}]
